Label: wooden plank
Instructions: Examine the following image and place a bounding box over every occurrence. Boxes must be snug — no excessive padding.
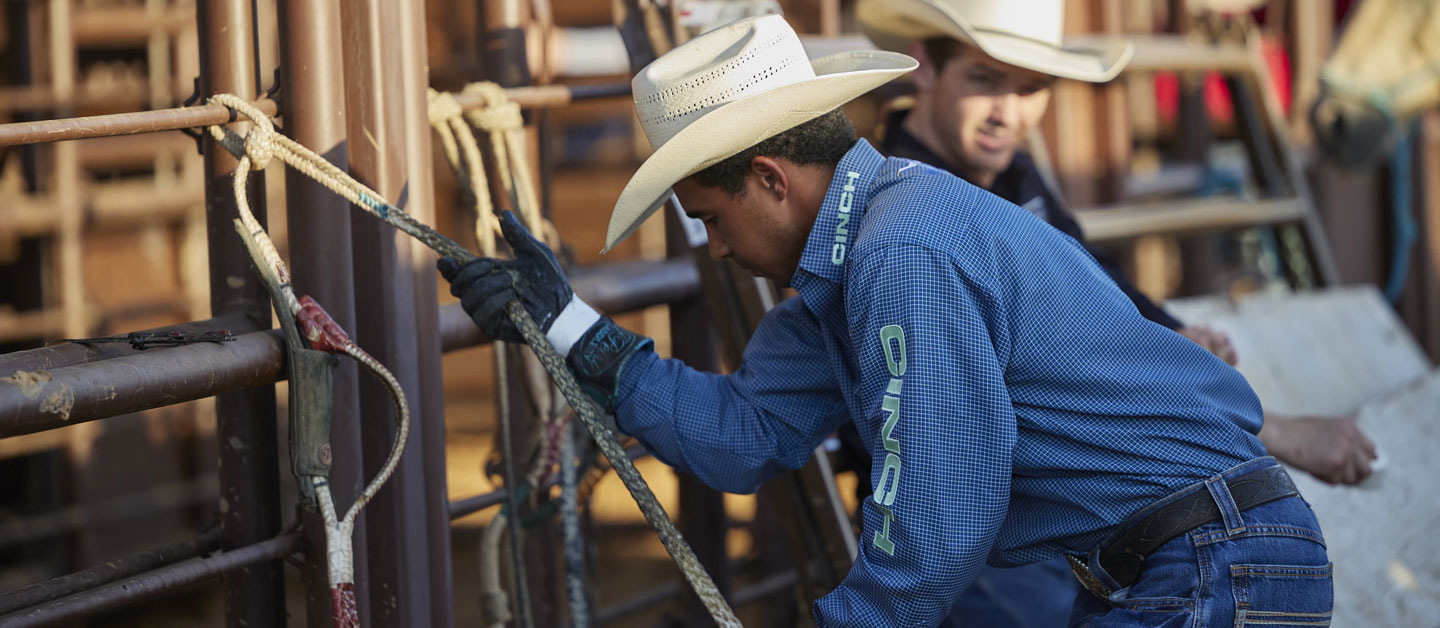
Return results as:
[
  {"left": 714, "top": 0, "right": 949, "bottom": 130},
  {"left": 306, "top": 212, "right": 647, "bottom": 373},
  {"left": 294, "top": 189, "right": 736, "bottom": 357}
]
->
[
  {"left": 1074, "top": 197, "right": 1306, "bottom": 242},
  {"left": 70, "top": 5, "right": 191, "bottom": 47},
  {"left": 1166, "top": 286, "right": 1440, "bottom": 626},
  {"left": 1164, "top": 286, "right": 1432, "bottom": 416},
  {"left": 1284, "top": 372, "right": 1440, "bottom": 628},
  {"left": 1066, "top": 34, "right": 1255, "bottom": 74},
  {"left": 1287, "top": 0, "right": 1333, "bottom": 145}
]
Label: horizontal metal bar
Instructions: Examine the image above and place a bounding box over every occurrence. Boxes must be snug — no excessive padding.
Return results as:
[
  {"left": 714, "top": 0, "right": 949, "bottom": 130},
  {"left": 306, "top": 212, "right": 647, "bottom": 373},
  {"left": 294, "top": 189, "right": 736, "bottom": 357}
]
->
[
  {"left": 594, "top": 580, "right": 681, "bottom": 625},
  {"left": 454, "top": 82, "right": 632, "bottom": 111},
  {"left": 0, "top": 525, "right": 223, "bottom": 616},
  {"left": 0, "top": 100, "right": 279, "bottom": 148},
  {"left": 0, "top": 260, "right": 698, "bottom": 438},
  {"left": 439, "top": 259, "right": 699, "bottom": 350},
  {"left": 448, "top": 443, "right": 649, "bottom": 520},
  {"left": 0, "top": 81, "right": 630, "bottom": 148},
  {"left": 0, "top": 531, "right": 302, "bottom": 628},
  {"left": 1074, "top": 197, "right": 1306, "bottom": 243},
  {"left": 594, "top": 569, "right": 797, "bottom": 625},
  {"left": 0, "top": 475, "right": 216, "bottom": 548},
  {"left": 0, "top": 315, "right": 247, "bottom": 374}
]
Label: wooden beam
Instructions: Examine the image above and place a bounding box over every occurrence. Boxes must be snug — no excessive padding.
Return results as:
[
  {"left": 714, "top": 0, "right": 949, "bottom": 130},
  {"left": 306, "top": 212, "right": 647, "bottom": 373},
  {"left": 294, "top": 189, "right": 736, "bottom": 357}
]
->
[{"left": 1075, "top": 197, "right": 1306, "bottom": 242}]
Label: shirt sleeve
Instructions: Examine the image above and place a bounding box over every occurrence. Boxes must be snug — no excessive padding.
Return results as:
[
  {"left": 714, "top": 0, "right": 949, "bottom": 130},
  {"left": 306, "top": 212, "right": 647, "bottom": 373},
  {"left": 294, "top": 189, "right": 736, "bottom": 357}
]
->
[
  {"left": 612, "top": 297, "right": 851, "bottom": 494},
  {"left": 815, "top": 243, "right": 1016, "bottom": 627}
]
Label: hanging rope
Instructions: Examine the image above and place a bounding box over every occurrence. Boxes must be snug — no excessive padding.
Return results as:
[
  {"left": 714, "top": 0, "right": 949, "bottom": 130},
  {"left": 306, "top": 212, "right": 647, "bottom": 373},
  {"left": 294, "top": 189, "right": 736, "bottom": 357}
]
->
[
  {"left": 560, "top": 418, "right": 589, "bottom": 628},
  {"left": 459, "top": 82, "right": 554, "bottom": 246},
  {"left": 221, "top": 130, "right": 409, "bottom": 628},
  {"left": 428, "top": 89, "right": 503, "bottom": 257},
  {"left": 430, "top": 85, "right": 569, "bottom": 625},
  {"left": 1385, "top": 121, "right": 1420, "bottom": 303},
  {"left": 206, "top": 93, "right": 740, "bottom": 627},
  {"left": 429, "top": 86, "right": 568, "bottom": 492}
]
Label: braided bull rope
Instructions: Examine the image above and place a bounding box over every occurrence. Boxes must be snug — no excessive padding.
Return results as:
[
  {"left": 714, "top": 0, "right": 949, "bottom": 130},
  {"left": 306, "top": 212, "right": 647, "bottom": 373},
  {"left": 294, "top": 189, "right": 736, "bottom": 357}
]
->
[
  {"left": 221, "top": 130, "right": 410, "bottom": 628},
  {"left": 209, "top": 94, "right": 742, "bottom": 627}
]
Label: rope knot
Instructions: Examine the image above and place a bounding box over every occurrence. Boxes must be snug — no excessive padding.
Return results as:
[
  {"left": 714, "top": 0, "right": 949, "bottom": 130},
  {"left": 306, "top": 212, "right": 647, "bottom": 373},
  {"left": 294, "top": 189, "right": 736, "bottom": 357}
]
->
[
  {"left": 462, "top": 82, "right": 523, "bottom": 131},
  {"left": 427, "top": 89, "right": 465, "bottom": 123},
  {"left": 208, "top": 93, "right": 278, "bottom": 170}
]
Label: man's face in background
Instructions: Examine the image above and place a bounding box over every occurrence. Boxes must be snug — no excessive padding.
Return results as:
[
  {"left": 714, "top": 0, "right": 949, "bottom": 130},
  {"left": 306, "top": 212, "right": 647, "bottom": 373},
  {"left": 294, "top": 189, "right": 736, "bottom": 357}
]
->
[{"left": 910, "top": 40, "right": 1056, "bottom": 187}]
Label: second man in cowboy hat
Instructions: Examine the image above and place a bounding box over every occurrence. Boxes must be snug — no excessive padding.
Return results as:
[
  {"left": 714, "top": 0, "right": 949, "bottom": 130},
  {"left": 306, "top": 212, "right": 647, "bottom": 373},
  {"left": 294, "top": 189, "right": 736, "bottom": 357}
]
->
[
  {"left": 854, "top": 0, "right": 1376, "bottom": 489},
  {"left": 442, "top": 12, "right": 1332, "bottom": 627}
]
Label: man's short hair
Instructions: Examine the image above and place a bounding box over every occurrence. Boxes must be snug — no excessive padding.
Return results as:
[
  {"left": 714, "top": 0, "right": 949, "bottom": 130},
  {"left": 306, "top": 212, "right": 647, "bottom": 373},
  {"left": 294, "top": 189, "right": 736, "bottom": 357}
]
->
[
  {"left": 689, "top": 108, "right": 856, "bottom": 196},
  {"left": 923, "top": 37, "right": 970, "bottom": 72}
]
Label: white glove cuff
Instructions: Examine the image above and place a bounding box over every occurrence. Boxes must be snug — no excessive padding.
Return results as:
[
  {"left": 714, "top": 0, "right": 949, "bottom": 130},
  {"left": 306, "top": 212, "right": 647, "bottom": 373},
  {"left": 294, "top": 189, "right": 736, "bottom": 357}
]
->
[{"left": 545, "top": 297, "right": 601, "bottom": 358}]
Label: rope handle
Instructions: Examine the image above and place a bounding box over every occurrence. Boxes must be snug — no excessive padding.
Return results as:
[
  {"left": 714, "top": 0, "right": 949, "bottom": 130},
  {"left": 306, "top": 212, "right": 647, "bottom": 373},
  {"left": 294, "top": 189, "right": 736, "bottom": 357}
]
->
[
  {"left": 222, "top": 132, "right": 411, "bottom": 627},
  {"left": 208, "top": 93, "right": 742, "bottom": 627}
]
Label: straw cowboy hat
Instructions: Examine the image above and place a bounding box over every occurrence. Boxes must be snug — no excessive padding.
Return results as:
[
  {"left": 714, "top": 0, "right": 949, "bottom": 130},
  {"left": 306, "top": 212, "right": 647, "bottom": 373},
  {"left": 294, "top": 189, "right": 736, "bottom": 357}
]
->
[
  {"left": 857, "top": 0, "right": 1133, "bottom": 83},
  {"left": 603, "top": 14, "right": 916, "bottom": 252}
]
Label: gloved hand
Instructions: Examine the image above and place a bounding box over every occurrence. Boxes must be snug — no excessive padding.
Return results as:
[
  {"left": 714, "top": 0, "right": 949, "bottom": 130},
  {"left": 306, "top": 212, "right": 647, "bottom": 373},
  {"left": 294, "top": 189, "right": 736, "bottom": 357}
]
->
[
  {"left": 438, "top": 211, "right": 571, "bottom": 343},
  {"left": 439, "top": 211, "right": 653, "bottom": 412}
]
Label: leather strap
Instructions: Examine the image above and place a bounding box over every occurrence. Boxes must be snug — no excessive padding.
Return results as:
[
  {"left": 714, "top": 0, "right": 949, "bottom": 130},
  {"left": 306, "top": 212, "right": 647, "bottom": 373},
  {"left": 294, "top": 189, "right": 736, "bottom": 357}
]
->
[{"left": 1098, "top": 464, "right": 1298, "bottom": 588}]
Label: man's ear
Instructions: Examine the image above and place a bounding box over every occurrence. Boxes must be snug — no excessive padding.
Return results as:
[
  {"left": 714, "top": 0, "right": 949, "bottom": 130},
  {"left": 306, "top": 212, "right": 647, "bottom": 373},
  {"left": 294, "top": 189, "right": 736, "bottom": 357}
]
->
[
  {"left": 750, "top": 156, "right": 788, "bottom": 201},
  {"left": 909, "top": 40, "right": 937, "bottom": 92}
]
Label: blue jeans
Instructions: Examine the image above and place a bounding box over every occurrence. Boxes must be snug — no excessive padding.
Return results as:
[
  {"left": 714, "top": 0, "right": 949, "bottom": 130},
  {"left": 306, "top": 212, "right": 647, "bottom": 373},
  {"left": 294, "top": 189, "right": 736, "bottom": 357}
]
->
[{"left": 1068, "top": 458, "right": 1333, "bottom": 627}]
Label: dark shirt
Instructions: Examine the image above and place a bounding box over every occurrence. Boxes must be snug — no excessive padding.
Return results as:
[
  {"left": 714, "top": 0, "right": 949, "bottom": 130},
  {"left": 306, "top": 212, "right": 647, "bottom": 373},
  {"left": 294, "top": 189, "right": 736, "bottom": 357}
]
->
[{"left": 878, "top": 110, "right": 1184, "bottom": 329}]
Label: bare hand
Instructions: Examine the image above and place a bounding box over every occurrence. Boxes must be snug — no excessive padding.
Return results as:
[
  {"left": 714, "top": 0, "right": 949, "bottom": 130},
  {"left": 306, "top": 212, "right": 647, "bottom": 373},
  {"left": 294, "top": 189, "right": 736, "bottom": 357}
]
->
[
  {"left": 1260, "top": 413, "right": 1378, "bottom": 485},
  {"left": 1176, "top": 325, "right": 1238, "bottom": 366}
]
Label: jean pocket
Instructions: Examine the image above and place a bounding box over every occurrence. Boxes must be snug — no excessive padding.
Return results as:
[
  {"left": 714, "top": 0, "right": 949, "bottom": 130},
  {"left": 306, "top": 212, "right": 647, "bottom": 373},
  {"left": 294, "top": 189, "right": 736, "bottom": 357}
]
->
[{"left": 1231, "top": 562, "right": 1333, "bottom": 627}]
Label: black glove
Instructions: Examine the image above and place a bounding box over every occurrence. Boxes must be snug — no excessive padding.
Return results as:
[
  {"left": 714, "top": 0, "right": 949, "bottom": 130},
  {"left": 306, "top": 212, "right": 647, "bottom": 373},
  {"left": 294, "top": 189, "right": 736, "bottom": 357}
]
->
[
  {"left": 439, "top": 211, "right": 652, "bottom": 412},
  {"left": 438, "top": 211, "right": 571, "bottom": 343}
]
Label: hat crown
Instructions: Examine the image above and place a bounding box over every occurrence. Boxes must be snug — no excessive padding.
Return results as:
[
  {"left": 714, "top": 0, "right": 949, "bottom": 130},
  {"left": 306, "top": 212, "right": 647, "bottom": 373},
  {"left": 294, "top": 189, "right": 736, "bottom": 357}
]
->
[
  {"left": 944, "top": 0, "right": 1064, "bottom": 46},
  {"left": 632, "top": 14, "right": 816, "bottom": 150}
]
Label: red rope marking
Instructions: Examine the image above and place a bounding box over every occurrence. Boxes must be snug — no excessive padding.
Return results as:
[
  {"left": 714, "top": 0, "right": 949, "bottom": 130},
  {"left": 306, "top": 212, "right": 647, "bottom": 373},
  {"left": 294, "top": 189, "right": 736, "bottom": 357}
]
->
[
  {"left": 298, "top": 295, "right": 353, "bottom": 353},
  {"left": 330, "top": 583, "right": 359, "bottom": 628}
]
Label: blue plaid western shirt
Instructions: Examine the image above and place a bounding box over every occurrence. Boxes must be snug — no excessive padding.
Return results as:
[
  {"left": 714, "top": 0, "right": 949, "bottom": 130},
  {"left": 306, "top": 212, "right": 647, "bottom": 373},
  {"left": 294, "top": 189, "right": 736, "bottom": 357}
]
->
[{"left": 613, "top": 140, "right": 1266, "bottom": 626}]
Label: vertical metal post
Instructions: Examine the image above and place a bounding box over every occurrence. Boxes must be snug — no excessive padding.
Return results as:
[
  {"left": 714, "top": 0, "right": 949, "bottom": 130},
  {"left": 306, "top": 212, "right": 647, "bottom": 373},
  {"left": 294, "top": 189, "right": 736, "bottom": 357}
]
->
[
  {"left": 337, "top": 1, "right": 438, "bottom": 625},
  {"left": 276, "top": 0, "right": 369, "bottom": 624},
  {"left": 398, "top": 0, "right": 455, "bottom": 622},
  {"left": 480, "top": 3, "right": 560, "bottom": 625},
  {"left": 666, "top": 210, "right": 732, "bottom": 623},
  {"left": 196, "top": 1, "right": 285, "bottom": 626}
]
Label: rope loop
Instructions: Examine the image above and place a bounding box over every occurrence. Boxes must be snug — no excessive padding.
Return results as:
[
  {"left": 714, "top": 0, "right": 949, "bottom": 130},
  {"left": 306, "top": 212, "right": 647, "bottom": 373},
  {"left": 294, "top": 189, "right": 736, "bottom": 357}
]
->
[
  {"left": 427, "top": 89, "right": 465, "bottom": 124},
  {"left": 208, "top": 94, "right": 278, "bottom": 170},
  {"left": 462, "top": 82, "right": 524, "bottom": 131}
]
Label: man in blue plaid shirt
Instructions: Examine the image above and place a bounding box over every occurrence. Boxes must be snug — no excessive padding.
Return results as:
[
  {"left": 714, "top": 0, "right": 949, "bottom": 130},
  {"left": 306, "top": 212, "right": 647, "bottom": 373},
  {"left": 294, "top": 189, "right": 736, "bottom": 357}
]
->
[{"left": 442, "top": 13, "right": 1333, "bottom": 627}]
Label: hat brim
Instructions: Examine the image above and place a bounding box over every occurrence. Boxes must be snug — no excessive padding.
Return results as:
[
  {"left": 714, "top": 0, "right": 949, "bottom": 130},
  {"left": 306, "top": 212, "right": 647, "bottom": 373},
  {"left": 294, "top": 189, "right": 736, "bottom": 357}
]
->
[
  {"left": 858, "top": 0, "right": 1132, "bottom": 83},
  {"left": 603, "top": 50, "right": 917, "bottom": 253}
]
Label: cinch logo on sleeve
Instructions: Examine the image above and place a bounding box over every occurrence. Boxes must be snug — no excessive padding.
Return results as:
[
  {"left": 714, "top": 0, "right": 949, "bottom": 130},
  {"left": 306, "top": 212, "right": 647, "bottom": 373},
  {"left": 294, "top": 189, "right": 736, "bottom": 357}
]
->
[
  {"left": 830, "top": 171, "right": 861, "bottom": 265},
  {"left": 872, "top": 324, "right": 906, "bottom": 556}
]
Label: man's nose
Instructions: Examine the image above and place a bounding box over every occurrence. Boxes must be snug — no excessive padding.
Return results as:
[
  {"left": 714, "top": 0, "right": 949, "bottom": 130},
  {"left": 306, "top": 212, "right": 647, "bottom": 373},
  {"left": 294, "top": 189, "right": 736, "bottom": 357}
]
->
[
  {"left": 989, "top": 92, "right": 1021, "bottom": 128},
  {"left": 706, "top": 226, "right": 731, "bottom": 261}
]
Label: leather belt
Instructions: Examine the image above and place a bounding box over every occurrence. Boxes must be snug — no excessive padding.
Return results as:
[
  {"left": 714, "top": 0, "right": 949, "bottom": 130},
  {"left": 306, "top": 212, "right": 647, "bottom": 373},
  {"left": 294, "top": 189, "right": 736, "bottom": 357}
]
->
[{"left": 1081, "top": 464, "right": 1298, "bottom": 593}]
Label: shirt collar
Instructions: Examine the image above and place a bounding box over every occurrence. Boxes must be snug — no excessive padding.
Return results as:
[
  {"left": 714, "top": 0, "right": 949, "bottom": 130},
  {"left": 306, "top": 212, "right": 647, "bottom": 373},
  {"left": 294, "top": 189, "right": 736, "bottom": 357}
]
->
[{"left": 793, "top": 139, "right": 885, "bottom": 287}]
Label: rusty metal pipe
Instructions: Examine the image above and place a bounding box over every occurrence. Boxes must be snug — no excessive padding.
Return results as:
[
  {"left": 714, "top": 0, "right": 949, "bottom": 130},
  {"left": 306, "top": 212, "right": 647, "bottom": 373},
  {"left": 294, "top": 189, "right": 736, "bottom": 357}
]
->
[
  {"left": 0, "top": 101, "right": 278, "bottom": 147},
  {"left": 0, "top": 531, "right": 302, "bottom": 628},
  {"left": 0, "top": 80, "right": 627, "bottom": 148},
  {"left": 0, "top": 525, "right": 224, "bottom": 616},
  {"left": 0, "top": 262, "right": 698, "bottom": 437},
  {"left": 451, "top": 82, "right": 630, "bottom": 111},
  {"left": 0, "top": 314, "right": 247, "bottom": 374}
]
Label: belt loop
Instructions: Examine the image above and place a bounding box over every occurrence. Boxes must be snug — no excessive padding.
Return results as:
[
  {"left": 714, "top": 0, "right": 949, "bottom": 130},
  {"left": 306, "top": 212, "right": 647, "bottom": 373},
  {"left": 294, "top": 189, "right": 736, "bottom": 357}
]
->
[{"left": 1205, "top": 476, "right": 1246, "bottom": 536}]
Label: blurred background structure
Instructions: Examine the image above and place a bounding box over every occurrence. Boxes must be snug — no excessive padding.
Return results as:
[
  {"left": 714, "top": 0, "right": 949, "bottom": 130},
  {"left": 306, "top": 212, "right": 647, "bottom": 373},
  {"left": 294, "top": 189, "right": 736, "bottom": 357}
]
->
[{"left": 0, "top": 0, "right": 1436, "bottom": 626}]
